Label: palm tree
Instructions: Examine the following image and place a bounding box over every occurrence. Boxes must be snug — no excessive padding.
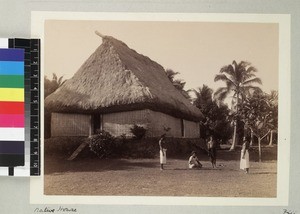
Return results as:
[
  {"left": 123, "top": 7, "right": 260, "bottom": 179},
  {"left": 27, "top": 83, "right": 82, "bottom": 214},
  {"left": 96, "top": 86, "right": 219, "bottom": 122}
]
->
[
  {"left": 165, "top": 69, "right": 190, "bottom": 99},
  {"left": 193, "top": 85, "right": 232, "bottom": 142},
  {"left": 214, "top": 60, "right": 262, "bottom": 150},
  {"left": 193, "top": 84, "right": 213, "bottom": 114},
  {"left": 165, "top": 69, "right": 180, "bottom": 83},
  {"left": 44, "top": 73, "right": 66, "bottom": 98}
]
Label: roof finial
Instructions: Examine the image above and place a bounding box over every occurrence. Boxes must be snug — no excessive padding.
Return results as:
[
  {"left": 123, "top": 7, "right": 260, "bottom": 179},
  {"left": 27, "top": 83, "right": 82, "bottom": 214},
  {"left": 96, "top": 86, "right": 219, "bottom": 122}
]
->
[{"left": 95, "top": 31, "right": 106, "bottom": 38}]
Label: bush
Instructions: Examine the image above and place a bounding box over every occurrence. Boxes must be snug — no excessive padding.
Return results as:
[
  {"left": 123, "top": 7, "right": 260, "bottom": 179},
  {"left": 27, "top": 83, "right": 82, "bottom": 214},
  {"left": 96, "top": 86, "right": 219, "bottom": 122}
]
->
[
  {"left": 130, "top": 124, "right": 147, "bottom": 139},
  {"left": 88, "top": 131, "right": 116, "bottom": 158}
]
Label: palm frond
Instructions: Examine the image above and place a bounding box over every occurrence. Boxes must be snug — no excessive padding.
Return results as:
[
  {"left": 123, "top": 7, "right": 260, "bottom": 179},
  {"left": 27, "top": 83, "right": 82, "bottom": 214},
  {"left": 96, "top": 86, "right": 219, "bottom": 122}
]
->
[
  {"left": 220, "top": 64, "right": 235, "bottom": 77},
  {"left": 232, "top": 60, "right": 238, "bottom": 69},
  {"left": 214, "top": 87, "right": 228, "bottom": 95},
  {"left": 165, "top": 69, "right": 180, "bottom": 82},
  {"left": 200, "top": 84, "right": 213, "bottom": 95},
  {"left": 239, "top": 61, "right": 251, "bottom": 68},
  {"left": 242, "top": 73, "right": 256, "bottom": 82},
  {"left": 214, "top": 87, "right": 230, "bottom": 101},
  {"left": 243, "top": 77, "right": 262, "bottom": 86},
  {"left": 246, "top": 66, "right": 258, "bottom": 73},
  {"left": 218, "top": 90, "right": 230, "bottom": 101},
  {"left": 214, "top": 74, "right": 236, "bottom": 87}
]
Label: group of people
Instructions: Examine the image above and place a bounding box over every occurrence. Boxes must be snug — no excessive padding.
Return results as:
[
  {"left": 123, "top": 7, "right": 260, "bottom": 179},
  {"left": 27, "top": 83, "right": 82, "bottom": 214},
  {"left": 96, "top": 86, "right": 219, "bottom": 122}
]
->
[{"left": 159, "top": 134, "right": 251, "bottom": 173}]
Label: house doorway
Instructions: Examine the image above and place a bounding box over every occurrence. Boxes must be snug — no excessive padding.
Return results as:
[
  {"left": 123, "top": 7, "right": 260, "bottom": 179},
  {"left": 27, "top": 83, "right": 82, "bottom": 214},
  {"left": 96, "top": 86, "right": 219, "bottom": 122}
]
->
[
  {"left": 93, "top": 114, "right": 102, "bottom": 134},
  {"left": 180, "top": 119, "right": 185, "bottom": 137}
]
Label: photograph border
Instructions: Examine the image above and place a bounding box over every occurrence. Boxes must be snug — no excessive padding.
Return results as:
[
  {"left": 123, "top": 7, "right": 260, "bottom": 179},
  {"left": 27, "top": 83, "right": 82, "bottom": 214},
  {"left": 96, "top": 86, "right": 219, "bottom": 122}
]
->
[{"left": 30, "top": 11, "right": 290, "bottom": 206}]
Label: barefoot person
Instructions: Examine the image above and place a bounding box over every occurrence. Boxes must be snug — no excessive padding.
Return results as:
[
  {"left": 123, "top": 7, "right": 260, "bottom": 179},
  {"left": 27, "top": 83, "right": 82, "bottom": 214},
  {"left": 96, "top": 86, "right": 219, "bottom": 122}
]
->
[
  {"left": 207, "top": 136, "right": 217, "bottom": 168},
  {"left": 159, "top": 134, "right": 167, "bottom": 170},
  {"left": 240, "top": 137, "right": 250, "bottom": 174},
  {"left": 188, "top": 151, "right": 202, "bottom": 169}
]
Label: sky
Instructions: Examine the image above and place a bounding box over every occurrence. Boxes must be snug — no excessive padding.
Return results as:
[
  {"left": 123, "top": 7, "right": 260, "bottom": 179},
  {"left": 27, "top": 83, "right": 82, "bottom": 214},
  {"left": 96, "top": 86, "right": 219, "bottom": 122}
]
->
[{"left": 45, "top": 20, "right": 279, "bottom": 95}]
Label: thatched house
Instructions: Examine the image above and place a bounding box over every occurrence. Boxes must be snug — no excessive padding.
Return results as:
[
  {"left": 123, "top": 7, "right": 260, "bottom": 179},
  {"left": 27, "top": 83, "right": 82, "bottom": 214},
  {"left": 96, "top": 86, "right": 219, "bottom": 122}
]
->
[{"left": 45, "top": 33, "right": 204, "bottom": 138}]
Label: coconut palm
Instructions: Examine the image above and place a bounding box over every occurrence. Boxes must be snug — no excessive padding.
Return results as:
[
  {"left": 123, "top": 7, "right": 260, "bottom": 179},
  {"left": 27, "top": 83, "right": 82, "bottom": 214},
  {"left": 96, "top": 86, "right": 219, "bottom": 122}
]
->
[
  {"left": 165, "top": 69, "right": 179, "bottom": 83},
  {"left": 165, "top": 69, "right": 190, "bottom": 99},
  {"left": 193, "top": 85, "right": 232, "bottom": 142},
  {"left": 193, "top": 84, "right": 213, "bottom": 114},
  {"left": 214, "top": 60, "right": 262, "bottom": 150},
  {"left": 44, "top": 73, "right": 66, "bottom": 98}
]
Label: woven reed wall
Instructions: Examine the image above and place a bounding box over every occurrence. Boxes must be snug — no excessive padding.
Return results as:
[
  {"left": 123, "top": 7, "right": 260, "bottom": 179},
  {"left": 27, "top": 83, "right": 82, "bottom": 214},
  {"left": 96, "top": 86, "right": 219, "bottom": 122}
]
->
[
  {"left": 51, "top": 113, "right": 91, "bottom": 136},
  {"left": 102, "top": 109, "right": 185, "bottom": 137},
  {"left": 183, "top": 120, "right": 200, "bottom": 138},
  {"left": 147, "top": 110, "right": 182, "bottom": 137},
  {"left": 50, "top": 110, "right": 200, "bottom": 138},
  {"left": 102, "top": 109, "right": 150, "bottom": 137}
]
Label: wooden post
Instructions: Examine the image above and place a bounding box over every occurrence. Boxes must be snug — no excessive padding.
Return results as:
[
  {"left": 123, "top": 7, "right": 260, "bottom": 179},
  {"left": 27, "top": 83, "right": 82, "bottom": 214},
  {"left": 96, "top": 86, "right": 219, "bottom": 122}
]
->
[
  {"left": 89, "top": 115, "right": 92, "bottom": 137},
  {"left": 100, "top": 114, "right": 103, "bottom": 131},
  {"left": 95, "top": 31, "right": 105, "bottom": 38}
]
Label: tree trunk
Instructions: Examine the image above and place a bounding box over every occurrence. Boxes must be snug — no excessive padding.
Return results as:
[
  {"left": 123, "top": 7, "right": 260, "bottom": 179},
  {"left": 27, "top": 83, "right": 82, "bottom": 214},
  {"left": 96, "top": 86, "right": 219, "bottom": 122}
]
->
[
  {"left": 269, "top": 130, "right": 273, "bottom": 146},
  {"left": 230, "top": 93, "right": 239, "bottom": 151},
  {"left": 230, "top": 120, "right": 237, "bottom": 151},
  {"left": 258, "top": 137, "right": 262, "bottom": 162},
  {"left": 250, "top": 129, "right": 254, "bottom": 146}
]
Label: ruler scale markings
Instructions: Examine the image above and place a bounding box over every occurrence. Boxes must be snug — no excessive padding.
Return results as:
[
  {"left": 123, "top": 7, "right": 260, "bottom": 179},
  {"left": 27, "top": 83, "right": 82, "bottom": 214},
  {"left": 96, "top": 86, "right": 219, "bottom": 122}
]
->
[{"left": 30, "top": 39, "right": 40, "bottom": 176}]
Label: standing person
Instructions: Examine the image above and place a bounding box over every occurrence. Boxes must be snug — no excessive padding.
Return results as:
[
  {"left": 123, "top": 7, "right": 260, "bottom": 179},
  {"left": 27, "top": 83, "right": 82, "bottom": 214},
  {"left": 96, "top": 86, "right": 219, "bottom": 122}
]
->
[
  {"left": 188, "top": 151, "right": 202, "bottom": 169},
  {"left": 207, "top": 136, "right": 217, "bottom": 168},
  {"left": 159, "top": 134, "right": 167, "bottom": 170},
  {"left": 240, "top": 137, "right": 250, "bottom": 174}
]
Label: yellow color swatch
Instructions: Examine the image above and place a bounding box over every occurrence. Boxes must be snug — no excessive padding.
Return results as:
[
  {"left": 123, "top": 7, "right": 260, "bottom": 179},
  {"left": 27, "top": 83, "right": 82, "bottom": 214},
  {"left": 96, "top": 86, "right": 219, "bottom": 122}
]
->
[{"left": 0, "top": 88, "right": 24, "bottom": 102}]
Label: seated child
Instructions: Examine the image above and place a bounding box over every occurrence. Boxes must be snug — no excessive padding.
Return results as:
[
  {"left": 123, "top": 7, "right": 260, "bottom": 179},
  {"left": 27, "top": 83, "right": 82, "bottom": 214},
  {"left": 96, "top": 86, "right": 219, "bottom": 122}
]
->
[{"left": 188, "top": 151, "right": 202, "bottom": 169}]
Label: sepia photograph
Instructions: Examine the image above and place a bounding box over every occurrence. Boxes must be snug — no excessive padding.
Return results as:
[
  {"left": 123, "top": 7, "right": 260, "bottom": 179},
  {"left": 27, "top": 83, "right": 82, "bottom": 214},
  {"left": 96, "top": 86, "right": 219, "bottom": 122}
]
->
[
  {"left": 42, "top": 18, "right": 280, "bottom": 198},
  {"left": 0, "top": 0, "right": 297, "bottom": 212}
]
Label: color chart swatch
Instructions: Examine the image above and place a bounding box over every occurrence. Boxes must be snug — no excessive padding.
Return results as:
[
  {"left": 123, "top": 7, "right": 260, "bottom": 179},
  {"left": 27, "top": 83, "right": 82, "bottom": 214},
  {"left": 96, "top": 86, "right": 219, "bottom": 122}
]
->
[
  {"left": 0, "top": 48, "right": 25, "bottom": 171},
  {"left": 0, "top": 38, "right": 41, "bottom": 176}
]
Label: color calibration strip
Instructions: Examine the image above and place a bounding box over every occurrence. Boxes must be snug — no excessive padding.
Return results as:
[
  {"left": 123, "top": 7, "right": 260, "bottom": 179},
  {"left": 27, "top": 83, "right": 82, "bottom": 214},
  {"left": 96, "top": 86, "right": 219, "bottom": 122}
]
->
[
  {"left": 0, "top": 38, "right": 40, "bottom": 176},
  {"left": 10, "top": 38, "right": 41, "bottom": 176},
  {"left": 0, "top": 48, "right": 25, "bottom": 175}
]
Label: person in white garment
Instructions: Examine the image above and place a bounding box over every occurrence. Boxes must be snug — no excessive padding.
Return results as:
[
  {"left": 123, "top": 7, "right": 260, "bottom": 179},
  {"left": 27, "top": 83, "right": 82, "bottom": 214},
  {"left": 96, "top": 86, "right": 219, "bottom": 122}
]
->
[
  {"left": 188, "top": 151, "right": 202, "bottom": 169},
  {"left": 240, "top": 136, "right": 250, "bottom": 174},
  {"left": 159, "top": 134, "right": 167, "bottom": 170}
]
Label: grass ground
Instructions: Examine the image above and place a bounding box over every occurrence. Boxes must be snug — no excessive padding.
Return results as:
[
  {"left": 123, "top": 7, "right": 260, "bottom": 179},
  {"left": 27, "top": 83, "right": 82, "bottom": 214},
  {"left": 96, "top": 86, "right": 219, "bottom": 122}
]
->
[{"left": 44, "top": 153, "right": 277, "bottom": 197}]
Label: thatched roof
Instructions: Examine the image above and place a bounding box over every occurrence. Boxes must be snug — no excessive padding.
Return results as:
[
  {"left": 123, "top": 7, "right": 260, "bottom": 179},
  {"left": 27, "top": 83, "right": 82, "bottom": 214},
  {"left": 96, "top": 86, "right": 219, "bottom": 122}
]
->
[{"left": 45, "top": 33, "right": 204, "bottom": 121}]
